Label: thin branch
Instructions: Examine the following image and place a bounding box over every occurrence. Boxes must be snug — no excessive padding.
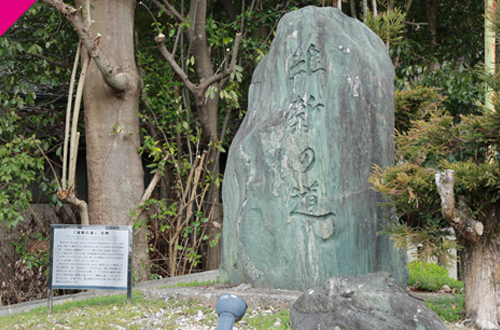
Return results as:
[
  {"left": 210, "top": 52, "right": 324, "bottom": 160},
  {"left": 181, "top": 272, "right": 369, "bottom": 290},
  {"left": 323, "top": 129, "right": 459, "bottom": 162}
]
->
[
  {"left": 27, "top": 53, "right": 71, "bottom": 70},
  {"left": 34, "top": 135, "right": 89, "bottom": 224},
  {"left": 62, "top": 42, "right": 81, "bottom": 190},
  {"left": 240, "top": 0, "right": 246, "bottom": 32},
  {"left": 39, "top": 0, "right": 129, "bottom": 91},
  {"left": 183, "top": 153, "right": 202, "bottom": 201},
  {"left": 151, "top": 0, "right": 188, "bottom": 25},
  {"left": 211, "top": 109, "right": 230, "bottom": 175},
  {"left": 33, "top": 139, "right": 62, "bottom": 192},
  {"left": 155, "top": 34, "right": 197, "bottom": 93},
  {"left": 185, "top": 151, "right": 207, "bottom": 224},
  {"left": 198, "top": 33, "right": 241, "bottom": 93},
  {"left": 68, "top": 54, "right": 90, "bottom": 191},
  {"left": 139, "top": 2, "right": 161, "bottom": 35},
  {"left": 403, "top": 21, "right": 428, "bottom": 26},
  {"left": 229, "top": 33, "right": 241, "bottom": 71},
  {"left": 172, "top": 20, "right": 183, "bottom": 58},
  {"left": 136, "top": 166, "right": 163, "bottom": 212}
]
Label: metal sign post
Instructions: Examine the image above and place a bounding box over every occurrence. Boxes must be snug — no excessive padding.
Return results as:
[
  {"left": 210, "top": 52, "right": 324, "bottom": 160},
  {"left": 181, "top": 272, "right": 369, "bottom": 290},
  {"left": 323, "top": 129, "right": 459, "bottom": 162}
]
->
[{"left": 47, "top": 225, "right": 133, "bottom": 313}]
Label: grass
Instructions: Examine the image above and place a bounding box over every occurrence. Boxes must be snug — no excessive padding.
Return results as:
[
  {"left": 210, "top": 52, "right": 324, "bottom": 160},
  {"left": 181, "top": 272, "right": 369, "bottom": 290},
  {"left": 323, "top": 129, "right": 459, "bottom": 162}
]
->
[
  {"left": 0, "top": 273, "right": 465, "bottom": 329},
  {"left": 0, "top": 290, "right": 291, "bottom": 329},
  {"left": 426, "top": 293, "right": 465, "bottom": 323},
  {"left": 162, "top": 277, "right": 228, "bottom": 289}
]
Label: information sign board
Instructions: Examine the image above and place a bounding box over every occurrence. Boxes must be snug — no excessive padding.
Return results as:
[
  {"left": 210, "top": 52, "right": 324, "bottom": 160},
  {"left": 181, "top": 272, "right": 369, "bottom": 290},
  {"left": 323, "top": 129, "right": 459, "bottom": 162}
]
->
[{"left": 47, "top": 225, "right": 133, "bottom": 312}]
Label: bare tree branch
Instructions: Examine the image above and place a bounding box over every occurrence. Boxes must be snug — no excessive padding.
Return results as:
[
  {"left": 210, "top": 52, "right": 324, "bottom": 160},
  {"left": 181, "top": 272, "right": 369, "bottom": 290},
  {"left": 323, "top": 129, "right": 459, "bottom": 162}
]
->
[
  {"left": 199, "top": 33, "right": 241, "bottom": 92},
  {"left": 159, "top": 0, "right": 188, "bottom": 25},
  {"left": 62, "top": 42, "right": 81, "bottom": 190},
  {"left": 154, "top": 34, "right": 197, "bottom": 94},
  {"left": 39, "top": 0, "right": 129, "bottom": 91},
  {"left": 435, "top": 170, "right": 484, "bottom": 243},
  {"left": 155, "top": 31, "right": 240, "bottom": 96},
  {"left": 66, "top": 194, "right": 90, "bottom": 225}
]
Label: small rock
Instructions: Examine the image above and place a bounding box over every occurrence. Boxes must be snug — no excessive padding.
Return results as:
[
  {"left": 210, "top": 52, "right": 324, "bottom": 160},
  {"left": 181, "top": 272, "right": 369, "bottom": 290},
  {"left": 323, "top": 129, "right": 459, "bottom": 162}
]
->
[
  {"left": 439, "top": 285, "right": 453, "bottom": 293},
  {"left": 235, "top": 283, "right": 252, "bottom": 291}
]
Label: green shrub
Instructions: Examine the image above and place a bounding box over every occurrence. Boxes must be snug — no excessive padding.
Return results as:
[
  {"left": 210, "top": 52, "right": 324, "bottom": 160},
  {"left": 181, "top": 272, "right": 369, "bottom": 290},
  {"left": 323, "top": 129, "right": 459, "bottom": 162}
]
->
[
  {"left": 425, "top": 294, "right": 465, "bottom": 323},
  {"left": 409, "top": 260, "right": 448, "bottom": 277},
  {"left": 408, "top": 261, "right": 463, "bottom": 292}
]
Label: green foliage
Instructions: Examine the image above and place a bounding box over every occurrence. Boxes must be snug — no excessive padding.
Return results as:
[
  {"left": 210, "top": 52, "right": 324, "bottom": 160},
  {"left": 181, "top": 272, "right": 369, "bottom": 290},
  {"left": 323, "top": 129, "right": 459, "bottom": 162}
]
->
[
  {"left": 371, "top": 82, "right": 500, "bottom": 265},
  {"left": 408, "top": 260, "right": 463, "bottom": 292},
  {"left": 394, "top": 63, "right": 483, "bottom": 118},
  {"left": 389, "top": 0, "right": 484, "bottom": 118},
  {"left": 0, "top": 2, "right": 75, "bottom": 98},
  {"left": 420, "top": 62, "right": 483, "bottom": 117},
  {"left": 378, "top": 222, "right": 460, "bottom": 268},
  {"left": 0, "top": 132, "right": 48, "bottom": 228},
  {"left": 0, "top": 0, "right": 75, "bottom": 230},
  {"left": 425, "top": 294, "right": 465, "bottom": 323},
  {"left": 363, "top": 8, "right": 406, "bottom": 46},
  {"left": 394, "top": 85, "right": 442, "bottom": 133},
  {"left": 12, "top": 232, "right": 50, "bottom": 271}
]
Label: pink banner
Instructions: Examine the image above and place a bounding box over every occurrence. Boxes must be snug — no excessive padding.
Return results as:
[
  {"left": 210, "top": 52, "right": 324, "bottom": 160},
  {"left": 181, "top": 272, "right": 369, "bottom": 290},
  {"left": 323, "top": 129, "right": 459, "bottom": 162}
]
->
[{"left": 0, "top": 0, "right": 37, "bottom": 36}]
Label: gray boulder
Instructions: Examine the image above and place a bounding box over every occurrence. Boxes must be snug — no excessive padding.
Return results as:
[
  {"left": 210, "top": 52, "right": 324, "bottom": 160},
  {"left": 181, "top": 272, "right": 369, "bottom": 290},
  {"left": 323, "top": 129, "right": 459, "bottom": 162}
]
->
[{"left": 290, "top": 272, "right": 449, "bottom": 330}]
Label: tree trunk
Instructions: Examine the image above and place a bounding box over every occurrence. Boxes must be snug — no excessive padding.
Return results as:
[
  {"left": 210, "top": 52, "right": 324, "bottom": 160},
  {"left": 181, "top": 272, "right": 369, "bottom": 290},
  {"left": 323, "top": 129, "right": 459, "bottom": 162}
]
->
[
  {"left": 189, "top": 0, "right": 219, "bottom": 145},
  {"left": 206, "top": 160, "right": 222, "bottom": 270},
  {"left": 436, "top": 171, "right": 500, "bottom": 328},
  {"left": 220, "top": 0, "right": 238, "bottom": 22},
  {"left": 462, "top": 237, "right": 500, "bottom": 329},
  {"left": 75, "top": 0, "right": 149, "bottom": 281},
  {"left": 425, "top": 0, "right": 437, "bottom": 46},
  {"left": 349, "top": 0, "right": 357, "bottom": 18},
  {"left": 188, "top": 0, "right": 223, "bottom": 270}
]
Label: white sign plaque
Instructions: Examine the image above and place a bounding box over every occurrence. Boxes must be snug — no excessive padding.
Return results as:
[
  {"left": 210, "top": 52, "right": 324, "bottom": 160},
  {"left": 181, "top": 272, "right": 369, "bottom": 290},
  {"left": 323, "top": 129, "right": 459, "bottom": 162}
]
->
[{"left": 51, "top": 228, "right": 129, "bottom": 288}]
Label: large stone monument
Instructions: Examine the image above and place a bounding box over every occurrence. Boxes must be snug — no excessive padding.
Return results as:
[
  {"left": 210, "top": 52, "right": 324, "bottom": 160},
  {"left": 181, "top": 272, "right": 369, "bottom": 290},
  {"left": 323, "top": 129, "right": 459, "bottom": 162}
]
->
[{"left": 221, "top": 6, "right": 407, "bottom": 291}]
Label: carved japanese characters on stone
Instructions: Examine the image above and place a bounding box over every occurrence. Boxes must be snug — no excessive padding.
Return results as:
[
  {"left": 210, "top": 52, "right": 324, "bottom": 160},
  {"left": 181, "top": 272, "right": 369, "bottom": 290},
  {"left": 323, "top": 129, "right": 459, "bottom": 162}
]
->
[{"left": 221, "top": 6, "right": 407, "bottom": 291}]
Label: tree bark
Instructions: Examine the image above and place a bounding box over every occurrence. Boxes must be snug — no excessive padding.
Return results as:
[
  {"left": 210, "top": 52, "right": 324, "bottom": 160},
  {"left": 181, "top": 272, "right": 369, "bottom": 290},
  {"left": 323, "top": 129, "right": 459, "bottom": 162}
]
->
[
  {"left": 435, "top": 170, "right": 484, "bottom": 243},
  {"left": 74, "top": 0, "right": 149, "bottom": 280},
  {"left": 220, "top": 0, "right": 238, "bottom": 22},
  {"left": 349, "top": 0, "right": 357, "bottom": 18},
  {"left": 425, "top": 0, "right": 437, "bottom": 46},
  {"left": 436, "top": 170, "right": 500, "bottom": 329},
  {"left": 462, "top": 237, "right": 500, "bottom": 330}
]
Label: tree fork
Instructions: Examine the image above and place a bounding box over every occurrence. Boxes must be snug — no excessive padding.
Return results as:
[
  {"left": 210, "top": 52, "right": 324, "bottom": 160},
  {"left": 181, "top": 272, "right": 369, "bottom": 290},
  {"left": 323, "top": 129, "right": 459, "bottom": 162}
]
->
[{"left": 39, "top": 0, "right": 130, "bottom": 91}]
